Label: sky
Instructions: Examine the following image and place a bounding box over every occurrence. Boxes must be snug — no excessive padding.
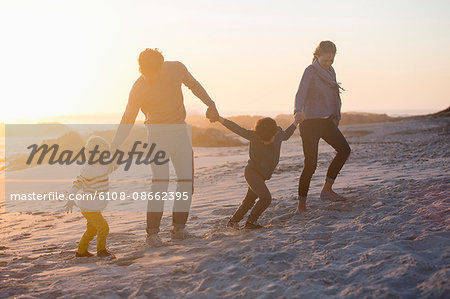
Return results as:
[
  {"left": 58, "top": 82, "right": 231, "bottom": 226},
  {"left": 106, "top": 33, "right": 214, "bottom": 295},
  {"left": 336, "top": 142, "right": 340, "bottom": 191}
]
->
[{"left": 0, "top": 0, "right": 449, "bottom": 122}]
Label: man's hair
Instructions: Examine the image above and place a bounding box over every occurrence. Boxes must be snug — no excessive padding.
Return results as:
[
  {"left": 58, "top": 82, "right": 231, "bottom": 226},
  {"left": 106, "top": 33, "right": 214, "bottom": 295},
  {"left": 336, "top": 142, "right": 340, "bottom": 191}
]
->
[
  {"left": 138, "top": 48, "right": 164, "bottom": 75},
  {"left": 254, "top": 117, "right": 277, "bottom": 141}
]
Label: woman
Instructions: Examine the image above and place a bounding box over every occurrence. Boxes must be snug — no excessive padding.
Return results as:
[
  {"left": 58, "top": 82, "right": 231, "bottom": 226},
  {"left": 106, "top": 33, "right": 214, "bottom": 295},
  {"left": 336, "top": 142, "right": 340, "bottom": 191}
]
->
[{"left": 294, "top": 41, "right": 351, "bottom": 212}]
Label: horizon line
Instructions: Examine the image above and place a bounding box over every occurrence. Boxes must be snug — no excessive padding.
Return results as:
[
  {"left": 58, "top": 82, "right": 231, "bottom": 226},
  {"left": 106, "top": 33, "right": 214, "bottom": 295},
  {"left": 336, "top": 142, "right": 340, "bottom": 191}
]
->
[{"left": 1, "top": 107, "right": 446, "bottom": 124}]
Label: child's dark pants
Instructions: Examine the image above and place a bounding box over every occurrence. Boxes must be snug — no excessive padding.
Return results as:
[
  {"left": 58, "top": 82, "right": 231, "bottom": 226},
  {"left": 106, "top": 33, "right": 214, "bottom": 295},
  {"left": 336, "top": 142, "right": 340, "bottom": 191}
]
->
[{"left": 230, "top": 165, "right": 272, "bottom": 223}]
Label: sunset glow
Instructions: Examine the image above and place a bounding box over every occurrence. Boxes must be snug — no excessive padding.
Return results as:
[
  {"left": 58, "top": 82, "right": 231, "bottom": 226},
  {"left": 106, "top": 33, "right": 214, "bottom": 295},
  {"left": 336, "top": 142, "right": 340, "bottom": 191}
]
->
[
  {"left": 1, "top": 0, "right": 449, "bottom": 122},
  {"left": 1, "top": 1, "right": 450, "bottom": 297}
]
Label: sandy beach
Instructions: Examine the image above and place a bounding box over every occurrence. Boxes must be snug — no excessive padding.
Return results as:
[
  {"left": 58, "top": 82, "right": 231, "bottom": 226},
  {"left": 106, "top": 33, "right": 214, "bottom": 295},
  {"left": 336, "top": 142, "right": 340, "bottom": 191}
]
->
[{"left": 0, "top": 116, "right": 449, "bottom": 298}]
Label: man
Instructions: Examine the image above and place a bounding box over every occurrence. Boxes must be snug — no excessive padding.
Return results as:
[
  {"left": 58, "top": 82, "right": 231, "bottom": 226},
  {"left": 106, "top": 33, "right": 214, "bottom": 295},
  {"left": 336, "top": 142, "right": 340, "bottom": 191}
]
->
[{"left": 111, "top": 48, "right": 218, "bottom": 247}]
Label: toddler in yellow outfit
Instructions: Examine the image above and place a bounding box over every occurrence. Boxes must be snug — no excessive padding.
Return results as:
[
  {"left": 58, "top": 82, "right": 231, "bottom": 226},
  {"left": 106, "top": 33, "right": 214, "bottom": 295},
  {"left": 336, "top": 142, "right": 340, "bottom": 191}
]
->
[{"left": 65, "top": 136, "right": 117, "bottom": 258}]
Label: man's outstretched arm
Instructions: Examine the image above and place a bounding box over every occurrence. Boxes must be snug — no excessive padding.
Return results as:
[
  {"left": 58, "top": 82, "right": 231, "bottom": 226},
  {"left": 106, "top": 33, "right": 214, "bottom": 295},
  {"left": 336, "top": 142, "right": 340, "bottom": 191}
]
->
[
  {"left": 111, "top": 94, "right": 140, "bottom": 149},
  {"left": 182, "top": 68, "right": 215, "bottom": 107},
  {"left": 181, "top": 63, "right": 218, "bottom": 121}
]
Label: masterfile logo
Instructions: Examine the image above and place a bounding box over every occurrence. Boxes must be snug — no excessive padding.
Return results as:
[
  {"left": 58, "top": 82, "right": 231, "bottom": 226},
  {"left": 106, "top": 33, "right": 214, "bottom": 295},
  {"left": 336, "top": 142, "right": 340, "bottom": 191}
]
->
[
  {"left": 4, "top": 124, "right": 193, "bottom": 213},
  {"left": 26, "top": 141, "right": 170, "bottom": 171}
]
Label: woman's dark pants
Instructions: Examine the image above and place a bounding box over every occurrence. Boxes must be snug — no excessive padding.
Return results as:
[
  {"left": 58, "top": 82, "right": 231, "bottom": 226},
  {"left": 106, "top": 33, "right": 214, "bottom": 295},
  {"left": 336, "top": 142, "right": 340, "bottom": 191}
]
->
[{"left": 298, "top": 117, "right": 351, "bottom": 198}]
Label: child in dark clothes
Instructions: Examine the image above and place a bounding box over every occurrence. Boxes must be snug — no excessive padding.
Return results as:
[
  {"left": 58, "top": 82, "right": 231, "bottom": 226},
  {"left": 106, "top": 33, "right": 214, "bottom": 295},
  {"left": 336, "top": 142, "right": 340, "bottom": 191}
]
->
[{"left": 210, "top": 114, "right": 298, "bottom": 228}]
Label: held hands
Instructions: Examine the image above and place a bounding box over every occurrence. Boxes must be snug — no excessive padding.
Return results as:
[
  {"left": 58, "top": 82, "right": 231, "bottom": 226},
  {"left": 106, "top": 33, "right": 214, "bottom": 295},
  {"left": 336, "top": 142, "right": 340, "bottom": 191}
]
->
[
  {"left": 64, "top": 200, "right": 75, "bottom": 214},
  {"left": 294, "top": 111, "right": 305, "bottom": 125},
  {"left": 206, "top": 105, "right": 220, "bottom": 123}
]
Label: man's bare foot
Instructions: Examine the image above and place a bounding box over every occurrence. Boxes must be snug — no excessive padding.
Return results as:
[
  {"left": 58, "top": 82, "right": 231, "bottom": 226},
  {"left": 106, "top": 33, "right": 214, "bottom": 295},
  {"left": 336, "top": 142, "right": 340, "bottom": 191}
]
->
[
  {"left": 299, "top": 200, "right": 307, "bottom": 211},
  {"left": 296, "top": 200, "right": 307, "bottom": 213}
]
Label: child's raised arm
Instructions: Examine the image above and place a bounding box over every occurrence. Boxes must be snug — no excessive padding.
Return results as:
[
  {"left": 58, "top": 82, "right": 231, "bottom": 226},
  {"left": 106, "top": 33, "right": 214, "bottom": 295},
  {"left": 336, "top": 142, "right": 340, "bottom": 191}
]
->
[
  {"left": 281, "top": 121, "right": 298, "bottom": 141},
  {"left": 218, "top": 116, "right": 254, "bottom": 141}
]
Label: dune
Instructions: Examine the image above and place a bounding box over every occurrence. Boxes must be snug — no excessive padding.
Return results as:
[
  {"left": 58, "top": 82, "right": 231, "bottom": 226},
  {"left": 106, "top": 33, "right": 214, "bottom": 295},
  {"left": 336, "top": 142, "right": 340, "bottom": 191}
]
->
[
  {"left": 428, "top": 105, "right": 450, "bottom": 118},
  {"left": 187, "top": 107, "right": 450, "bottom": 134},
  {"left": 186, "top": 112, "right": 398, "bottom": 134},
  {"left": 191, "top": 127, "right": 244, "bottom": 147}
]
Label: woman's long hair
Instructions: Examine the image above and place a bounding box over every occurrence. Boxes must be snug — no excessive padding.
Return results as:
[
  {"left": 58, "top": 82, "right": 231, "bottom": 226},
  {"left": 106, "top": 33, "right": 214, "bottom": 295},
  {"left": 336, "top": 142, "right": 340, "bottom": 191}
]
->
[{"left": 313, "top": 41, "right": 337, "bottom": 63}]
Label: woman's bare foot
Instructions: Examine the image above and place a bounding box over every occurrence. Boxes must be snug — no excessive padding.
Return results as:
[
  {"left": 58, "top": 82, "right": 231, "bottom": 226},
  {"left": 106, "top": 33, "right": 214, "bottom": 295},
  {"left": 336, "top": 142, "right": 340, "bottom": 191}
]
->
[
  {"left": 298, "top": 201, "right": 307, "bottom": 212},
  {"left": 321, "top": 181, "right": 347, "bottom": 201},
  {"left": 320, "top": 189, "right": 347, "bottom": 201}
]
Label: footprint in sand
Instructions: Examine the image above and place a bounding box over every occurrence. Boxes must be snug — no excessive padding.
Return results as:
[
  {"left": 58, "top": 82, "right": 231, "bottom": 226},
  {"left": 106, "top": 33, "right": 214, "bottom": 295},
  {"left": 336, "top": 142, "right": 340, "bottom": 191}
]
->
[
  {"left": 211, "top": 207, "right": 237, "bottom": 216},
  {"left": 107, "top": 232, "right": 136, "bottom": 240},
  {"left": 292, "top": 209, "right": 323, "bottom": 221},
  {"left": 270, "top": 213, "right": 293, "bottom": 224},
  {"left": 12, "top": 233, "right": 32, "bottom": 241},
  {"left": 113, "top": 250, "right": 146, "bottom": 267},
  {"left": 61, "top": 251, "right": 120, "bottom": 264},
  {"left": 31, "top": 245, "right": 59, "bottom": 253},
  {"left": 321, "top": 203, "right": 354, "bottom": 212}
]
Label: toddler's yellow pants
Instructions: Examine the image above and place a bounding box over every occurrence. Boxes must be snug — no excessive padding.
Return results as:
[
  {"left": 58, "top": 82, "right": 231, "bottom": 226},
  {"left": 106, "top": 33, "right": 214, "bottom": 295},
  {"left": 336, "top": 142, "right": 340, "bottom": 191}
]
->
[{"left": 77, "top": 212, "right": 109, "bottom": 253}]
